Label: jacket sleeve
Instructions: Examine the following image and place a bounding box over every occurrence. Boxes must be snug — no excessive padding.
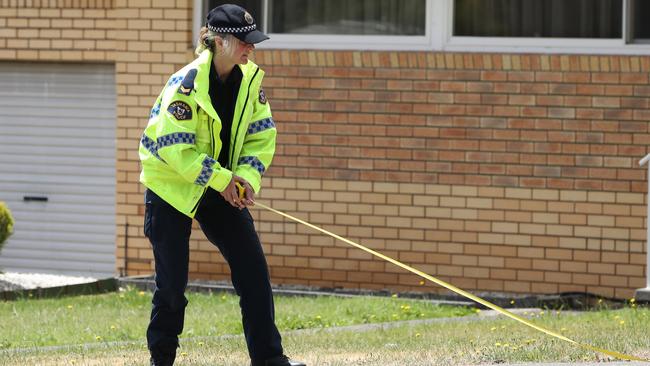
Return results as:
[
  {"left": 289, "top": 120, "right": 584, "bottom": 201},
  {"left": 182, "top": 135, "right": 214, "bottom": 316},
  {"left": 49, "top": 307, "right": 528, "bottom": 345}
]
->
[
  {"left": 234, "top": 87, "right": 276, "bottom": 193},
  {"left": 153, "top": 90, "right": 232, "bottom": 192}
]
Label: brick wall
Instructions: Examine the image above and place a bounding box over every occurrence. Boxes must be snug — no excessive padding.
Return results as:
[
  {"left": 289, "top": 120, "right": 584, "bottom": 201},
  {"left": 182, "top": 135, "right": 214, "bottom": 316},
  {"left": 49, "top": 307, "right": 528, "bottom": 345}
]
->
[
  {"left": 244, "top": 52, "right": 650, "bottom": 299},
  {"left": 1, "top": 4, "right": 648, "bottom": 299}
]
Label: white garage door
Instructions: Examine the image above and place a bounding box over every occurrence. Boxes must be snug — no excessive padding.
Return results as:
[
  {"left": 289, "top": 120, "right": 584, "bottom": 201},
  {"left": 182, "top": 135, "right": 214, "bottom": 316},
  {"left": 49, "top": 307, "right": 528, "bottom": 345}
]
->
[{"left": 0, "top": 63, "right": 116, "bottom": 277}]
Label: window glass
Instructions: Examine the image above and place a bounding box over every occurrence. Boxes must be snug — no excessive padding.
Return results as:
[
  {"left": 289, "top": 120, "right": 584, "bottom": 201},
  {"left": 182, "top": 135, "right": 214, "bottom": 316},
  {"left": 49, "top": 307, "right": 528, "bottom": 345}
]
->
[
  {"left": 454, "top": 0, "right": 622, "bottom": 38},
  {"left": 633, "top": 0, "right": 650, "bottom": 40},
  {"left": 207, "top": 0, "right": 264, "bottom": 30},
  {"left": 268, "top": 0, "right": 426, "bottom": 35}
]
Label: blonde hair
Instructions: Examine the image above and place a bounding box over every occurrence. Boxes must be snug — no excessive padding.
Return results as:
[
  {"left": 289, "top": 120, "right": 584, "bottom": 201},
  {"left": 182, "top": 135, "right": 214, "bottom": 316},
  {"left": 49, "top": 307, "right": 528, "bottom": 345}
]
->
[{"left": 195, "top": 26, "right": 237, "bottom": 58}]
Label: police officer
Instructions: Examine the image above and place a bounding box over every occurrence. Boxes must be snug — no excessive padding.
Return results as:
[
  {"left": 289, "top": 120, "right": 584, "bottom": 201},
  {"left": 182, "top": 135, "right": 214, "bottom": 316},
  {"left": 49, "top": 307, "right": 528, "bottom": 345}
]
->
[{"left": 139, "top": 4, "right": 305, "bottom": 366}]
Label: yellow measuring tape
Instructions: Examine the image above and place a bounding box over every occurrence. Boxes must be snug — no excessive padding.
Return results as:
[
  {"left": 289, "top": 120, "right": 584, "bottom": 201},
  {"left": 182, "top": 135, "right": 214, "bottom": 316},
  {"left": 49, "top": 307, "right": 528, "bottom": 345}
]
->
[{"left": 236, "top": 183, "right": 646, "bottom": 361}]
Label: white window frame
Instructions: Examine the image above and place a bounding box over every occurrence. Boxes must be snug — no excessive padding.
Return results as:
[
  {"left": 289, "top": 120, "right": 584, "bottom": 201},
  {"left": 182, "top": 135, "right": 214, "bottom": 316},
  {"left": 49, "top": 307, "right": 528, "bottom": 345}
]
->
[
  {"left": 194, "top": 0, "right": 436, "bottom": 51},
  {"left": 194, "top": 0, "right": 650, "bottom": 54},
  {"left": 441, "top": 0, "right": 650, "bottom": 55}
]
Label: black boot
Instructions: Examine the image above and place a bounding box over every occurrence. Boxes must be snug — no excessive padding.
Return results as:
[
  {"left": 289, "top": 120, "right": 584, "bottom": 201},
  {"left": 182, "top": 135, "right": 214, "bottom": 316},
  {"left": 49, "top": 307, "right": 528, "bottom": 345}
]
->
[
  {"left": 251, "top": 354, "right": 306, "bottom": 366},
  {"left": 150, "top": 352, "right": 175, "bottom": 366}
]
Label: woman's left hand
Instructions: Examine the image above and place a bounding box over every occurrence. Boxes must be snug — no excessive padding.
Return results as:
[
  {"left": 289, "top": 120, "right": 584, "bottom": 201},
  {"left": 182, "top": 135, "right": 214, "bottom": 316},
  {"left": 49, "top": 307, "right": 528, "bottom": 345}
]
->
[{"left": 233, "top": 175, "right": 255, "bottom": 207}]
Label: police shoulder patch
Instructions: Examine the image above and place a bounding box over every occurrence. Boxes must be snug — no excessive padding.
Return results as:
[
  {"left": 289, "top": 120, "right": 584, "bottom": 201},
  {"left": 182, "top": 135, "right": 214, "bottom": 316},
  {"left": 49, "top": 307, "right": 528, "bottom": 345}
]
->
[
  {"left": 258, "top": 88, "right": 267, "bottom": 104},
  {"left": 167, "top": 101, "right": 193, "bottom": 121},
  {"left": 177, "top": 69, "right": 197, "bottom": 96}
]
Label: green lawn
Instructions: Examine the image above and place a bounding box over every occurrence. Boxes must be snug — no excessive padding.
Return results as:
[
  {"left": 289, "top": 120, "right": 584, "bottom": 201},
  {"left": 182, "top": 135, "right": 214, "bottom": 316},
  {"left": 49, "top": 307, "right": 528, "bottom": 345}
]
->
[
  {"left": 0, "top": 286, "right": 471, "bottom": 349},
  {"left": 2, "top": 287, "right": 649, "bottom": 365},
  {"left": 2, "top": 306, "right": 649, "bottom": 365}
]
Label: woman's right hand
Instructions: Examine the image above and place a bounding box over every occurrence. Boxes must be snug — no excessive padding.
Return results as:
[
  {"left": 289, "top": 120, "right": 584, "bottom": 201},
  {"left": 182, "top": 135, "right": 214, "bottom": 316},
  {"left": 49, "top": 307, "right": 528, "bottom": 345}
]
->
[{"left": 220, "top": 177, "right": 245, "bottom": 209}]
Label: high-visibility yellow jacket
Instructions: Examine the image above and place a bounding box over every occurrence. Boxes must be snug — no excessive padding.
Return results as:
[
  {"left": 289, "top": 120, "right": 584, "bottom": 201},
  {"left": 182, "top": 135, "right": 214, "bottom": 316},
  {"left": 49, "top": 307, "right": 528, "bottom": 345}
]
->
[{"left": 139, "top": 49, "right": 276, "bottom": 217}]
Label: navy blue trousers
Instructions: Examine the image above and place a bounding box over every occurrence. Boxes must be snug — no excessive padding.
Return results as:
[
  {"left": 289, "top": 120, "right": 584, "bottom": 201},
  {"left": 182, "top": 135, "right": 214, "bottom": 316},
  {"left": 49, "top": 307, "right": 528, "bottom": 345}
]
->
[{"left": 144, "top": 188, "right": 283, "bottom": 362}]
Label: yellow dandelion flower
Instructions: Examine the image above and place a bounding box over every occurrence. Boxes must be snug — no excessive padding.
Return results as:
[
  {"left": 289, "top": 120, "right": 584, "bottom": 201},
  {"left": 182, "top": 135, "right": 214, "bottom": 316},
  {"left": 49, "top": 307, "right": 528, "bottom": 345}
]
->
[
  {"left": 415, "top": 333, "right": 421, "bottom": 337},
  {"left": 495, "top": 342, "right": 502, "bottom": 347},
  {"left": 490, "top": 327, "right": 497, "bottom": 331},
  {"left": 180, "top": 352, "right": 188, "bottom": 357},
  {"left": 221, "top": 295, "right": 226, "bottom": 300},
  {"left": 110, "top": 325, "right": 117, "bottom": 330},
  {"left": 630, "top": 298, "right": 636, "bottom": 303},
  {"left": 391, "top": 294, "right": 397, "bottom": 298},
  {"left": 475, "top": 308, "right": 481, "bottom": 313},
  {"left": 315, "top": 315, "right": 321, "bottom": 320},
  {"left": 619, "top": 320, "right": 625, "bottom": 325},
  {"left": 67, "top": 305, "right": 73, "bottom": 309},
  {"left": 539, "top": 311, "right": 545, "bottom": 315},
  {"left": 503, "top": 343, "right": 510, "bottom": 347},
  {"left": 95, "top": 336, "right": 102, "bottom": 341},
  {"left": 138, "top": 291, "right": 145, "bottom": 296}
]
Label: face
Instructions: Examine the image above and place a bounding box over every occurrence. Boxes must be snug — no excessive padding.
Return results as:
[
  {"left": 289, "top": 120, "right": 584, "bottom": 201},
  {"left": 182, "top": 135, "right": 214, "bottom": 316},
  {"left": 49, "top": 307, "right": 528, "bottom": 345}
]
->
[{"left": 230, "top": 37, "right": 255, "bottom": 65}]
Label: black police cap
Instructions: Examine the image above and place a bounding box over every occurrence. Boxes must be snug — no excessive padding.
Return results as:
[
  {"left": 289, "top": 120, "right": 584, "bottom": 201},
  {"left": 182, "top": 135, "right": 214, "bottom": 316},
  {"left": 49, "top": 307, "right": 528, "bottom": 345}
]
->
[{"left": 206, "top": 4, "right": 269, "bottom": 44}]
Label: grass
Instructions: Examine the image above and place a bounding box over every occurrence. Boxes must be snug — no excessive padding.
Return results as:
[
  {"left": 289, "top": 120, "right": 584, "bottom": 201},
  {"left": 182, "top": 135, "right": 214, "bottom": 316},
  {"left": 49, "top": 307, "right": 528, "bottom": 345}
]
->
[
  {"left": 2, "top": 306, "right": 649, "bottom": 365},
  {"left": 0, "top": 286, "right": 471, "bottom": 350},
  {"left": 1, "top": 288, "right": 649, "bottom": 365}
]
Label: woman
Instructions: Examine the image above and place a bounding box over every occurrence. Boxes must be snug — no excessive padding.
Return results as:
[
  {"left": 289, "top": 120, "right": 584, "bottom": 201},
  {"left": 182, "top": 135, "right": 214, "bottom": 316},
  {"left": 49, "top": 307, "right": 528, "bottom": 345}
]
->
[{"left": 138, "top": 4, "right": 305, "bottom": 366}]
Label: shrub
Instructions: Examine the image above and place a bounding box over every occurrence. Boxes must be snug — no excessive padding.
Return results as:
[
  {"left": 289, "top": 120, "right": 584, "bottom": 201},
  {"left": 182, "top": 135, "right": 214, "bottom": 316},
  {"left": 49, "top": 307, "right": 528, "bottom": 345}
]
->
[{"left": 0, "top": 201, "right": 14, "bottom": 251}]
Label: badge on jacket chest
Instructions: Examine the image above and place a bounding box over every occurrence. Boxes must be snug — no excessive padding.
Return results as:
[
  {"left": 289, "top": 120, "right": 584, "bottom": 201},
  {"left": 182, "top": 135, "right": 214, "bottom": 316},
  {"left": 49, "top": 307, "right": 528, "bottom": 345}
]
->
[{"left": 167, "top": 101, "right": 193, "bottom": 121}]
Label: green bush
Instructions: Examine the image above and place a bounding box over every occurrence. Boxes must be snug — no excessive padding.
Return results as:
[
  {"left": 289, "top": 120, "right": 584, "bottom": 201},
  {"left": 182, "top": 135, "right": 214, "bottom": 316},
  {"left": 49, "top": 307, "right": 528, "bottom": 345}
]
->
[{"left": 0, "top": 201, "right": 14, "bottom": 250}]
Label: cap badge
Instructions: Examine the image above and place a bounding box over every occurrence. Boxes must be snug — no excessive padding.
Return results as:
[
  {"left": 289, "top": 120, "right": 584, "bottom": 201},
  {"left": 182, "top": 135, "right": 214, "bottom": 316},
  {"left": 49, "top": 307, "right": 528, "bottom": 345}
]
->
[{"left": 244, "top": 12, "right": 254, "bottom": 24}]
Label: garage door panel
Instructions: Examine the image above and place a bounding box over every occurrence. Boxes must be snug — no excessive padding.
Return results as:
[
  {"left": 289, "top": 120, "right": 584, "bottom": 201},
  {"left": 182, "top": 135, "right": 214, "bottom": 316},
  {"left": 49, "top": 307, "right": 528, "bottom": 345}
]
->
[
  {"left": 12, "top": 222, "right": 115, "bottom": 236},
  {"left": 3, "top": 173, "right": 115, "bottom": 186},
  {"left": 0, "top": 145, "right": 115, "bottom": 159},
  {"left": 0, "top": 182, "right": 117, "bottom": 196},
  {"left": 0, "top": 62, "right": 116, "bottom": 277},
  {"left": 2, "top": 126, "right": 115, "bottom": 139},
  {"left": 0, "top": 162, "right": 115, "bottom": 178},
  {"left": 0, "top": 154, "right": 114, "bottom": 168},
  {"left": 10, "top": 202, "right": 114, "bottom": 216},
  {"left": 12, "top": 211, "right": 116, "bottom": 225},
  {"left": 8, "top": 230, "right": 114, "bottom": 245},
  {"left": 3, "top": 193, "right": 115, "bottom": 206},
  {"left": 1, "top": 257, "right": 116, "bottom": 276},
  {"left": 6, "top": 239, "right": 117, "bottom": 254},
  {"left": 0, "top": 135, "right": 116, "bottom": 149}
]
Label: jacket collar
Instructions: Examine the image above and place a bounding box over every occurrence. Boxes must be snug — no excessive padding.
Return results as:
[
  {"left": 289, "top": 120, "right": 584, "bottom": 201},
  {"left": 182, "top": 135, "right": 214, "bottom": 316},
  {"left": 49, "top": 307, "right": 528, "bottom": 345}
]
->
[{"left": 193, "top": 50, "right": 258, "bottom": 119}]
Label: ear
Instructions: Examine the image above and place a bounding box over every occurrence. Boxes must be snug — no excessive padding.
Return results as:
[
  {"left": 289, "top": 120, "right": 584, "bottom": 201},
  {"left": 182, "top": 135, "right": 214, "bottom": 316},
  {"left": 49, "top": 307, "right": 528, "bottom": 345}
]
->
[{"left": 214, "top": 36, "right": 225, "bottom": 49}]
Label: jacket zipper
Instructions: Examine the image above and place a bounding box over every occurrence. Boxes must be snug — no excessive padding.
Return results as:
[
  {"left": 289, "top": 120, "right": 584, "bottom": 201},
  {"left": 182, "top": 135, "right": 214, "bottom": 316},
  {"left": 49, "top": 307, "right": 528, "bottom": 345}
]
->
[{"left": 229, "top": 67, "right": 260, "bottom": 169}]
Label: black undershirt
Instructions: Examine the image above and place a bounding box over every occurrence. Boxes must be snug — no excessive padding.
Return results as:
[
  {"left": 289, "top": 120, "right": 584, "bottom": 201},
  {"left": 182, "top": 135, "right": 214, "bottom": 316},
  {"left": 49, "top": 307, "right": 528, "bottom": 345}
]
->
[{"left": 208, "top": 62, "right": 242, "bottom": 168}]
